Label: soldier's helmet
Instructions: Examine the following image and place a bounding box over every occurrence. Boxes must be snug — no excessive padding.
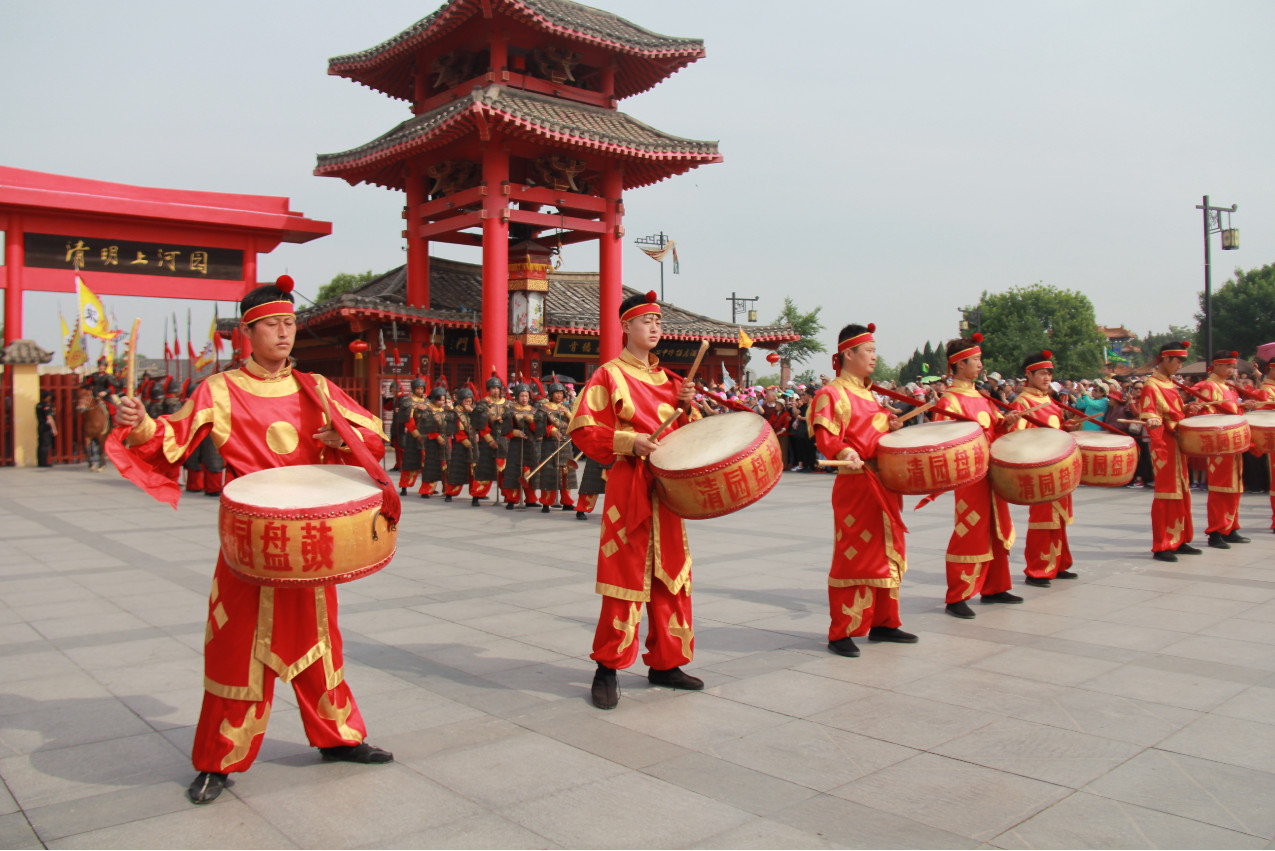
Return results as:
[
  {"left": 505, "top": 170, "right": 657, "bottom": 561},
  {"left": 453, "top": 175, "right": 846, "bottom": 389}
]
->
[
  {"left": 456, "top": 388, "right": 475, "bottom": 402},
  {"left": 428, "top": 385, "right": 447, "bottom": 400},
  {"left": 512, "top": 383, "right": 529, "bottom": 397},
  {"left": 410, "top": 377, "right": 427, "bottom": 392},
  {"left": 486, "top": 376, "right": 504, "bottom": 391},
  {"left": 548, "top": 382, "right": 566, "bottom": 397},
  {"left": 97, "top": 356, "right": 108, "bottom": 368},
  {"left": 149, "top": 382, "right": 164, "bottom": 400}
]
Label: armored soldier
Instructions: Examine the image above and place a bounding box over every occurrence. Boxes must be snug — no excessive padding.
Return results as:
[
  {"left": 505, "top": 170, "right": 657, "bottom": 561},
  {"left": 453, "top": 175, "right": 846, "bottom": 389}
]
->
[
  {"left": 443, "top": 388, "right": 479, "bottom": 503},
  {"left": 535, "top": 382, "right": 577, "bottom": 513},
  {"left": 417, "top": 386, "right": 450, "bottom": 498},
  {"left": 85, "top": 357, "right": 121, "bottom": 410},
  {"left": 388, "top": 379, "right": 410, "bottom": 472},
  {"left": 472, "top": 377, "right": 509, "bottom": 506},
  {"left": 396, "top": 378, "right": 428, "bottom": 494},
  {"left": 502, "top": 383, "right": 540, "bottom": 509},
  {"left": 145, "top": 379, "right": 167, "bottom": 419},
  {"left": 574, "top": 455, "right": 610, "bottom": 520}
]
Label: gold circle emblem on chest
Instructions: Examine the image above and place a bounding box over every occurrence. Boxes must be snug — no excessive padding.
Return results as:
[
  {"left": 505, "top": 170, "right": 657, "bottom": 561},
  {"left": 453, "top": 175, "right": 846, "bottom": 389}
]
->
[
  {"left": 266, "top": 421, "right": 300, "bottom": 455},
  {"left": 977, "top": 411, "right": 992, "bottom": 429}
]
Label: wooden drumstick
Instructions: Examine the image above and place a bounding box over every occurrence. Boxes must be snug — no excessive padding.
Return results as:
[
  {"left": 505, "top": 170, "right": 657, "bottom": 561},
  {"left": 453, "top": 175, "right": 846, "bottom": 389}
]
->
[
  {"left": 650, "top": 340, "right": 710, "bottom": 441},
  {"left": 896, "top": 401, "right": 935, "bottom": 424},
  {"left": 124, "top": 318, "right": 141, "bottom": 399}
]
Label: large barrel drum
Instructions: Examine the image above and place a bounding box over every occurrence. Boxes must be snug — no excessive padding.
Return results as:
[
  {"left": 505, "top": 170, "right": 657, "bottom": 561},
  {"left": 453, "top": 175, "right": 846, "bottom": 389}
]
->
[
  {"left": 218, "top": 465, "right": 397, "bottom": 587},
  {"left": 1244, "top": 410, "right": 1275, "bottom": 454},
  {"left": 1074, "top": 431, "right": 1138, "bottom": 487},
  {"left": 1176, "top": 414, "right": 1250, "bottom": 457},
  {"left": 875, "top": 420, "right": 988, "bottom": 495},
  {"left": 648, "top": 412, "right": 782, "bottom": 520},
  {"left": 988, "top": 428, "right": 1081, "bottom": 505}
]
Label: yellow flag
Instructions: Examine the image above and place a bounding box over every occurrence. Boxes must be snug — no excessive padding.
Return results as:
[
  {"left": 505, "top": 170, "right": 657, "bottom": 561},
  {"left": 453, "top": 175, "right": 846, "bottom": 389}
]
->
[
  {"left": 60, "top": 307, "right": 69, "bottom": 340},
  {"left": 66, "top": 318, "right": 87, "bottom": 369},
  {"left": 102, "top": 339, "right": 113, "bottom": 372},
  {"left": 737, "top": 327, "right": 754, "bottom": 349},
  {"left": 78, "top": 276, "right": 114, "bottom": 340}
]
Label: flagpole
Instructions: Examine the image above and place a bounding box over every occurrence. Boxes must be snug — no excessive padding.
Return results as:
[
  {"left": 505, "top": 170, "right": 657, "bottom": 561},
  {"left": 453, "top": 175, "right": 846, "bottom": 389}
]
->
[{"left": 187, "top": 308, "right": 193, "bottom": 384}]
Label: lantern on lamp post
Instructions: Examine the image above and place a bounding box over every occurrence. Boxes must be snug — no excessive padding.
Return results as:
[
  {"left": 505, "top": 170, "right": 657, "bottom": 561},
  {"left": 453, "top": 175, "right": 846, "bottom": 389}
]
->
[{"left": 1196, "top": 195, "right": 1239, "bottom": 361}]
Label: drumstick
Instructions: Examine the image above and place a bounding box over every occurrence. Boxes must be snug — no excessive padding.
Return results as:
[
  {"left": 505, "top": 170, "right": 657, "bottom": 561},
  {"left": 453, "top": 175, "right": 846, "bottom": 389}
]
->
[
  {"left": 1053, "top": 396, "right": 1127, "bottom": 436},
  {"left": 650, "top": 340, "right": 710, "bottom": 441},
  {"left": 896, "top": 401, "right": 935, "bottom": 423},
  {"left": 871, "top": 383, "right": 979, "bottom": 426},
  {"left": 817, "top": 458, "right": 861, "bottom": 467},
  {"left": 979, "top": 391, "right": 1053, "bottom": 430},
  {"left": 124, "top": 319, "right": 141, "bottom": 399}
]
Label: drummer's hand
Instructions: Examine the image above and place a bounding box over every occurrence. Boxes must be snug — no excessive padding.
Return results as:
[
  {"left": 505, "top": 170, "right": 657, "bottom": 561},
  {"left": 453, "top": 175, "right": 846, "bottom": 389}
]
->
[
  {"left": 1185, "top": 403, "right": 1204, "bottom": 416},
  {"left": 314, "top": 424, "right": 344, "bottom": 448},
  {"left": 836, "top": 447, "right": 864, "bottom": 471},
  {"left": 116, "top": 396, "right": 144, "bottom": 428},
  {"left": 1146, "top": 417, "right": 1163, "bottom": 429},
  {"left": 633, "top": 433, "right": 659, "bottom": 457},
  {"left": 1243, "top": 399, "right": 1257, "bottom": 411},
  {"left": 887, "top": 416, "right": 903, "bottom": 432},
  {"left": 1003, "top": 411, "right": 1023, "bottom": 427},
  {"left": 678, "top": 379, "right": 695, "bottom": 404}
]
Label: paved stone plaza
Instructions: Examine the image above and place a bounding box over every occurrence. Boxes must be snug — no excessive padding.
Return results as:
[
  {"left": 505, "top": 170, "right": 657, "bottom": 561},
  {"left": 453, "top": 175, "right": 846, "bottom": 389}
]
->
[{"left": 1, "top": 462, "right": 1273, "bottom": 849}]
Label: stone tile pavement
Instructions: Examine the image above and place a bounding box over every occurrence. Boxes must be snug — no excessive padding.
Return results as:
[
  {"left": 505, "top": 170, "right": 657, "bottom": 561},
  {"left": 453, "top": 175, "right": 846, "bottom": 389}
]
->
[{"left": 1, "top": 463, "right": 1273, "bottom": 849}]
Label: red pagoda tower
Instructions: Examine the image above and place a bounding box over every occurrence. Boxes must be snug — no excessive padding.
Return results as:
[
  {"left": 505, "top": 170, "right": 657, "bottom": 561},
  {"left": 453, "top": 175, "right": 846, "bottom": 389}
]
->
[{"left": 315, "top": 0, "right": 721, "bottom": 381}]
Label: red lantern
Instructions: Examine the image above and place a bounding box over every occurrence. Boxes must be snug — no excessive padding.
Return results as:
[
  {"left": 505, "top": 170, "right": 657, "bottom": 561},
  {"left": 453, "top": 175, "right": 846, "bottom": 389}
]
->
[
  {"left": 766, "top": 351, "right": 781, "bottom": 365},
  {"left": 348, "top": 339, "right": 370, "bottom": 360}
]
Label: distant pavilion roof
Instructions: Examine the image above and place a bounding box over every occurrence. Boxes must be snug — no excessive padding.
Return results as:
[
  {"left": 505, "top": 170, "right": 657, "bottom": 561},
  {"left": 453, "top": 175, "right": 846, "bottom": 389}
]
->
[
  {"left": 290, "top": 257, "right": 797, "bottom": 345},
  {"left": 314, "top": 85, "right": 720, "bottom": 191},
  {"left": 328, "top": 0, "right": 706, "bottom": 101}
]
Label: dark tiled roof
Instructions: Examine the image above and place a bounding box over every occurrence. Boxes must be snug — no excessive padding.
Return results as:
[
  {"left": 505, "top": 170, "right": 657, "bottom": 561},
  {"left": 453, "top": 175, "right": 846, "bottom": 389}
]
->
[
  {"left": 293, "top": 257, "right": 798, "bottom": 345},
  {"left": 1, "top": 339, "right": 54, "bottom": 365},
  {"left": 328, "top": 0, "right": 705, "bottom": 101},
  {"left": 314, "top": 85, "right": 720, "bottom": 191}
]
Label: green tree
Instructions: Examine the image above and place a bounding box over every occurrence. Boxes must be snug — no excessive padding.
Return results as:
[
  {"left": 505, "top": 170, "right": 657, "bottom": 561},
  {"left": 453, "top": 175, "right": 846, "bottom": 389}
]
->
[
  {"left": 316, "top": 270, "right": 378, "bottom": 303},
  {"left": 976, "top": 283, "right": 1105, "bottom": 378},
  {"left": 1138, "top": 326, "right": 1198, "bottom": 364},
  {"left": 1196, "top": 263, "right": 1275, "bottom": 357},
  {"left": 773, "top": 298, "right": 827, "bottom": 366}
]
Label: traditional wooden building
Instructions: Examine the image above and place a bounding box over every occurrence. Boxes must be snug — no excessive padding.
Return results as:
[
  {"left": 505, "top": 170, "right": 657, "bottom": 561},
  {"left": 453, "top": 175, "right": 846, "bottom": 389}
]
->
[
  {"left": 288, "top": 256, "right": 798, "bottom": 411},
  {"left": 313, "top": 0, "right": 724, "bottom": 381}
]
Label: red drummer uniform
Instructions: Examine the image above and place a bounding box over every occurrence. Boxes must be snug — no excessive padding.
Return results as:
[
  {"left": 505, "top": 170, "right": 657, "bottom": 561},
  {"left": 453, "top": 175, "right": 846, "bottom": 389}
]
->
[
  {"left": 934, "top": 379, "right": 1016, "bottom": 604},
  {"left": 1010, "top": 388, "right": 1073, "bottom": 580},
  {"left": 1191, "top": 374, "right": 1245, "bottom": 537},
  {"left": 568, "top": 350, "right": 700, "bottom": 671},
  {"left": 811, "top": 376, "right": 907, "bottom": 640},
  {"left": 107, "top": 358, "right": 387, "bottom": 776},
  {"left": 1254, "top": 374, "right": 1275, "bottom": 530},
  {"left": 1138, "top": 373, "right": 1193, "bottom": 553}
]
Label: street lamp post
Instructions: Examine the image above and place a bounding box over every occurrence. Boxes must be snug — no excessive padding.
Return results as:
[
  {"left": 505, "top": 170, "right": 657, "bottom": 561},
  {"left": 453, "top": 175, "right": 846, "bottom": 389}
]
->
[
  {"left": 634, "top": 231, "right": 672, "bottom": 300},
  {"left": 726, "top": 292, "right": 759, "bottom": 386},
  {"left": 1196, "top": 195, "right": 1239, "bottom": 361},
  {"left": 957, "top": 306, "right": 982, "bottom": 336}
]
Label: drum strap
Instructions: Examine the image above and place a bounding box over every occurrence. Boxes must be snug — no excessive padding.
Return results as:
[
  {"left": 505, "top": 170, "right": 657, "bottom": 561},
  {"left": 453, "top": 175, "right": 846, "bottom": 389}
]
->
[{"left": 295, "top": 371, "right": 402, "bottom": 527}]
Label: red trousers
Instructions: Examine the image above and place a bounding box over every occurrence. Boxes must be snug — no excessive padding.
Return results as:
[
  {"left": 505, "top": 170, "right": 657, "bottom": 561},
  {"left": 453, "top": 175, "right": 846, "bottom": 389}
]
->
[
  {"left": 1205, "top": 454, "right": 1242, "bottom": 535},
  {"left": 1024, "top": 497, "right": 1072, "bottom": 579},
  {"left": 191, "top": 660, "right": 365, "bottom": 774},
  {"left": 828, "top": 585, "right": 899, "bottom": 640},
  {"left": 500, "top": 468, "right": 536, "bottom": 505},
  {"left": 576, "top": 494, "right": 599, "bottom": 514},
  {"left": 591, "top": 584, "right": 693, "bottom": 671},
  {"left": 1151, "top": 497, "right": 1193, "bottom": 552}
]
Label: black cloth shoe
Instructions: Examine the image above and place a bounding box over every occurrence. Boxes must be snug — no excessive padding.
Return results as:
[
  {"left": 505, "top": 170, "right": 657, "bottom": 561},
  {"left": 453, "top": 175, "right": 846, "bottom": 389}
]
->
[
  {"left": 562, "top": 504, "right": 573, "bottom": 511},
  {"left": 319, "top": 742, "right": 393, "bottom": 764},
  {"left": 591, "top": 664, "right": 618, "bottom": 710},
  {"left": 648, "top": 667, "right": 704, "bottom": 690},
  {"left": 444, "top": 494, "right": 453, "bottom": 503},
  {"left": 540, "top": 504, "right": 551, "bottom": 513},
  {"left": 982, "top": 591, "right": 1024, "bottom": 604},
  {"left": 1176, "top": 542, "right": 1202, "bottom": 555},
  {"left": 1153, "top": 549, "right": 1179, "bottom": 562},
  {"left": 1207, "top": 533, "right": 1230, "bottom": 549},
  {"left": 1024, "top": 577, "right": 1051, "bottom": 587},
  {"left": 946, "top": 601, "right": 976, "bottom": 619},
  {"left": 576, "top": 510, "right": 588, "bottom": 520},
  {"left": 1055, "top": 570, "right": 1078, "bottom": 579},
  {"left": 471, "top": 497, "right": 481, "bottom": 507},
  {"left": 505, "top": 501, "right": 515, "bottom": 510},
  {"left": 399, "top": 487, "right": 407, "bottom": 496},
  {"left": 828, "top": 636, "right": 860, "bottom": 656},
  {"left": 1223, "top": 531, "right": 1251, "bottom": 544},
  {"left": 420, "top": 493, "right": 431, "bottom": 499},
  {"left": 187, "top": 772, "right": 228, "bottom": 805},
  {"left": 868, "top": 627, "right": 918, "bottom": 643}
]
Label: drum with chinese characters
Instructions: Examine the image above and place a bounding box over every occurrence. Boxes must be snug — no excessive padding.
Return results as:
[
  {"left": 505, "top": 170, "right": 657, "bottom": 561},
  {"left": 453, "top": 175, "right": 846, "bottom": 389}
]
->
[
  {"left": 988, "top": 428, "right": 1081, "bottom": 505},
  {"left": 218, "top": 465, "right": 397, "bottom": 587},
  {"left": 1074, "top": 431, "right": 1138, "bottom": 487},
  {"left": 648, "top": 412, "right": 781, "bottom": 519},
  {"left": 1176, "top": 414, "right": 1250, "bottom": 457},
  {"left": 875, "top": 420, "right": 988, "bottom": 495},
  {"left": 1244, "top": 410, "right": 1275, "bottom": 454}
]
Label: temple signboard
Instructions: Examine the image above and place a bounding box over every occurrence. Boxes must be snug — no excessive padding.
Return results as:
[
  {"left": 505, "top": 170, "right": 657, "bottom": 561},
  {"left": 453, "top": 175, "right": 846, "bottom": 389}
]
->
[{"left": 23, "top": 233, "right": 243, "bottom": 280}]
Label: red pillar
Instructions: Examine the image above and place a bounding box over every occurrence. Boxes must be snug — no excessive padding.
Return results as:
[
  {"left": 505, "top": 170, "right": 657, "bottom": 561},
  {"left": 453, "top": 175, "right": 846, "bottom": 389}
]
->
[
  {"left": 404, "top": 162, "right": 430, "bottom": 377},
  {"left": 240, "top": 248, "right": 257, "bottom": 361},
  {"left": 4, "top": 217, "right": 24, "bottom": 345},
  {"left": 599, "top": 164, "right": 623, "bottom": 362},
  {"left": 481, "top": 145, "right": 509, "bottom": 380}
]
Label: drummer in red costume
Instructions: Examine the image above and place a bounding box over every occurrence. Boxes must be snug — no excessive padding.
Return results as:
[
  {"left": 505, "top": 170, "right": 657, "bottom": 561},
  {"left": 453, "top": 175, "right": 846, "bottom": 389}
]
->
[
  {"left": 568, "top": 290, "right": 699, "bottom": 710},
  {"left": 935, "top": 334, "right": 1023, "bottom": 618},
  {"left": 1254, "top": 354, "right": 1275, "bottom": 531},
  {"left": 1192, "top": 350, "right": 1256, "bottom": 548},
  {"left": 107, "top": 277, "right": 392, "bottom": 805},
  {"left": 1012, "top": 350, "right": 1080, "bottom": 587},
  {"left": 811, "top": 323, "right": 915, "bottom": 657},
  {"left": 1140, "top": 341, "right": 1203, "bottom": 561}
]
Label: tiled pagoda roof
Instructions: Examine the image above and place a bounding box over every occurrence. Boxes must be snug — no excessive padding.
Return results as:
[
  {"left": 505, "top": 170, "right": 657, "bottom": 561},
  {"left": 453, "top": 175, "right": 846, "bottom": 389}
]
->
[
  {"left": 293, "top": 257, "right": 798, "bottom": 345},
  {"left": 328, "top": 0, "right": 705, "bottom": 101},
  {"left": 314, "top": 85, "right": 720, "bottom": 191}
]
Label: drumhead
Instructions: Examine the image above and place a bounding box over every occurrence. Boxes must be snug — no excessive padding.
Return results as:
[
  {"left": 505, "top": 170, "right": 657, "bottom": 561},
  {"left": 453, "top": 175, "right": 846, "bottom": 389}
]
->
[
  {"left": 1245, "top": 410, "right": 1275, "bottom": 427},
  {"left": 1179, "top": 413, "right": 1247, "bottom": 430},
  {"left": 1074, "top": 431, "right": 1135, "bottom": 449},
  {"left": 991, "top": 428, "right": 1077, "bottom": 463},
  {"left": 650, "top": 412, "right": 765, "bottom": 471},
  {"left": 222, "top": 465, "right": 382, "bottom": 508},
  {"left": 879, "top": 420, "right": 980, "bottom": 449}
]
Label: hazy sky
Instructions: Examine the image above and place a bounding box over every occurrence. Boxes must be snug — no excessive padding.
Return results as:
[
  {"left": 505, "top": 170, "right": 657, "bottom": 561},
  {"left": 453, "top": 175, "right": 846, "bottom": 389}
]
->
[{"left": 4, "top": 0, "right": 1273, "bottom": 367}]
